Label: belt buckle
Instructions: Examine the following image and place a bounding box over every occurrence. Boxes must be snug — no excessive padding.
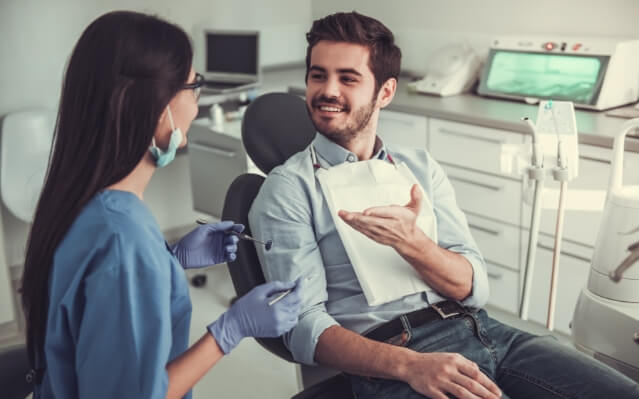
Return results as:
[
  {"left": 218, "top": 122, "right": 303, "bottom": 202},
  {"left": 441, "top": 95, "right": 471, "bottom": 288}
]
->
[{"left": 431, "top": 302, "right": 461, "bottom": 320}]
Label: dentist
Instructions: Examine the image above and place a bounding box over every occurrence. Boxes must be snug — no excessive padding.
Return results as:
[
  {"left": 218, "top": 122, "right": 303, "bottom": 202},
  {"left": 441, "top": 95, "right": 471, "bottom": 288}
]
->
[{"left": 20, "top": 11, "right": 302, "bottom": 399}]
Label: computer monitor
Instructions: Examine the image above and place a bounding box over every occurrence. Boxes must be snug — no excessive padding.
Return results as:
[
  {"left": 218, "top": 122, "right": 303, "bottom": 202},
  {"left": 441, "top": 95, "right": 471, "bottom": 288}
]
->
[{"left": 194, "top": 28, "right": 260, "bottom": 85}]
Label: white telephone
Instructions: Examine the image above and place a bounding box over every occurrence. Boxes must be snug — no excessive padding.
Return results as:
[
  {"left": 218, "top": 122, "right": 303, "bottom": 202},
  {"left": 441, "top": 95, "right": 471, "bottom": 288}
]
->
[{"left": 408, "top": 43, "right": 482, "bottom": 97}]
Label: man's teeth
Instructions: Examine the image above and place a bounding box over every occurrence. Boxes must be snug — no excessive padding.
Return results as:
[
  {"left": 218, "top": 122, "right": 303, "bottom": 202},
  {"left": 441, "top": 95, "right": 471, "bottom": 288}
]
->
[{"left": 319, "top": 106, "right": 342, "bottom": 112}]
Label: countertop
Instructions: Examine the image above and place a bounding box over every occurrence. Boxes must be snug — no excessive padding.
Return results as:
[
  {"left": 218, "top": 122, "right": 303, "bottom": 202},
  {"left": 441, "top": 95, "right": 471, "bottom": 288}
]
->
[{"left": 262, "top": 66, "right": 639, "bottom": 153}]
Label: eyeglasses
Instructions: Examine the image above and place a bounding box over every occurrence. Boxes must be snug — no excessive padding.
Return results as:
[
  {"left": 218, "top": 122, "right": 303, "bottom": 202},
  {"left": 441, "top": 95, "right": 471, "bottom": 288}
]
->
[{"left": 183, "top": 73, "right": 204, "bottom": 100}]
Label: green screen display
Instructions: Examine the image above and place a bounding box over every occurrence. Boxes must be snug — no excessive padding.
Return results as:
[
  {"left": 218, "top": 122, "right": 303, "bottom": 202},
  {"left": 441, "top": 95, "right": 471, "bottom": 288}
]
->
[{"left": 483, "top": 50, "right": 607, "bottom": 104}]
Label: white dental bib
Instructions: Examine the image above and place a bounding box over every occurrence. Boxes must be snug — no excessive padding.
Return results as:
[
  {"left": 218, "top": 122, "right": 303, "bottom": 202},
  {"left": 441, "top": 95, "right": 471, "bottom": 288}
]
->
[{"left": 312, "top": 146, "right": 438, "bottom": 306}]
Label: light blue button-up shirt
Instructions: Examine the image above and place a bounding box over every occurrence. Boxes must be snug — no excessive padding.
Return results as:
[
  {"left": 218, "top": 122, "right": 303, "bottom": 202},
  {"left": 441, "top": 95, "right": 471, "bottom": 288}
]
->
[{"left": 249, "top": 133, "right": 489, "bottom": 365}]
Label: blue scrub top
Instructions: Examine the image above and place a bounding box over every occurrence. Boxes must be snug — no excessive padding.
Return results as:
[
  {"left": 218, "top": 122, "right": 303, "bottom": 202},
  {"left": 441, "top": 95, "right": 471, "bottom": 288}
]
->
[{"left": 35, "top": 190, "right": 192, "bottom": 399}]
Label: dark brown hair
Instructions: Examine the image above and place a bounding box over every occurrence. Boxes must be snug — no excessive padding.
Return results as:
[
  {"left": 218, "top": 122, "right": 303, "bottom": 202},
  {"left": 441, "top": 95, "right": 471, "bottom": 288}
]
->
[
  {"left": 305, "top": 11, "right": 401, "bottom": 92},
  {"left": 21, "top": 10, "right": 192, "bottom": 370}
]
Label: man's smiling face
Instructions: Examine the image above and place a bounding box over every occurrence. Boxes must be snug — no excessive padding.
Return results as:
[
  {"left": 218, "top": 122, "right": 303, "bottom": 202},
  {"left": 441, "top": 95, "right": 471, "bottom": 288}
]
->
[{"left": 305, "top": 40, "right": 379, "bottom": 145}]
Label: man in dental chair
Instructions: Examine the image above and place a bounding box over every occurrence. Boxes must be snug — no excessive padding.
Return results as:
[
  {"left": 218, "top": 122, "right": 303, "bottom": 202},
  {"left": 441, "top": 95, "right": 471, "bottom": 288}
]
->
[{"left": 249, "top": 11, "right": 639, "bottom": 399}]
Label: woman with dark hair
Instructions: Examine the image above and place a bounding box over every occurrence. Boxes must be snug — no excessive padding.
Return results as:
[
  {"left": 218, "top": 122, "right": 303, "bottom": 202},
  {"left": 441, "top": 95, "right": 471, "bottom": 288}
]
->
[{"left": 20, "top": 11, "right": 302, "bottom": 399}]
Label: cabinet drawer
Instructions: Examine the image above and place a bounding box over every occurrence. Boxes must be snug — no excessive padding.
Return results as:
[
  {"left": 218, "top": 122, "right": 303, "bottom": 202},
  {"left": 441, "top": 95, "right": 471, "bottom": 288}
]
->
[
  {"left": 378, "top": 110, "right": 427, "bottom": 149},
  {"left": 430, "top": 118, "right": 525, "bottom": 176},
  {"left": 522, "top": 235, "right": 591, "bottom": 335},
  {"left": 442, "top": 164, "right": 522, "bottom": 225},
  {"left": 486, "top": 262, "right": 519, "bottom": 315},
  {"left": 467, "top": 214, "right": 520, "bottom": 272}
]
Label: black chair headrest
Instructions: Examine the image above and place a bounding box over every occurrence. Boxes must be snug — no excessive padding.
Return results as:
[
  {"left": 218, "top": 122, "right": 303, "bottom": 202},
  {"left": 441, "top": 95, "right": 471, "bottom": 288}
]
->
[{"left": 241, "top": 92, "right": 316, "bottom": 174}]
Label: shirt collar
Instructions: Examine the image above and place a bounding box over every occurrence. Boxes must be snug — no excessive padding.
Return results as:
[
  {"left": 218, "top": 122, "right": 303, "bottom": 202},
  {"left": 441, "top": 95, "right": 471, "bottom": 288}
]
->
[{"left": 311, "top": 133, "right": 388, "bottom": 167}]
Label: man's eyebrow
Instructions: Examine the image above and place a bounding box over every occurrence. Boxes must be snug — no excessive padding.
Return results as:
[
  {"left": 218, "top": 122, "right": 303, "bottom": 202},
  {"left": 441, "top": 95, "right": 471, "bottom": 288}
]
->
[
  {"left": 308, "top": 66, "right": 362, "bottom": 77},
  {"left": 309, "top": 66, "right": 327, "bottom": 73},
  {"left": 337, "top": 68, "right": 362, "bottom": 77}
]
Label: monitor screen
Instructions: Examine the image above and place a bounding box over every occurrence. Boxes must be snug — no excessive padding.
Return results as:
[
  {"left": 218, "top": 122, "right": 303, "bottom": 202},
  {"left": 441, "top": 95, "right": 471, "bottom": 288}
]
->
[
  {"left": 479, "top": 50, "right": 609, "bottom": 105},
  {"left": 205, "top": 32, "right": 258, "bottom": 76}
]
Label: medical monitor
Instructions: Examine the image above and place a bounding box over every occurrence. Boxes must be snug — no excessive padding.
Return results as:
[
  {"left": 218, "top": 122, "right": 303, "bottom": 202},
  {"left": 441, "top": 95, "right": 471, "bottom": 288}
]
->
[
  {"left": 477, "top": 36, "right": 639, "bottom": 110},
  {"left": 479, "top": 50, "right": 608, "bottom": 106},
  {"left": 195, "top": 29, "right": 260, "bottom": 84}
]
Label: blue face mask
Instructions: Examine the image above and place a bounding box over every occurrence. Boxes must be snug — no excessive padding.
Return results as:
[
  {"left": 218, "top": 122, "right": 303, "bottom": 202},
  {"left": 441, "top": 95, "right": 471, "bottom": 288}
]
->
[{"left": 149, "top": 105, "right": 183, "bottom": 168}]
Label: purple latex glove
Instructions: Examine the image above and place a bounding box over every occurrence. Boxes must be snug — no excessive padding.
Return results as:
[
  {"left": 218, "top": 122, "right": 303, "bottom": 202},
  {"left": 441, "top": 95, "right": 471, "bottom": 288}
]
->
[
  {"left": 208, "top": 278, "right": 303, "bottom": 354},
  {"left": 171, "top": 221, "right": 244, "bottom": 268}
]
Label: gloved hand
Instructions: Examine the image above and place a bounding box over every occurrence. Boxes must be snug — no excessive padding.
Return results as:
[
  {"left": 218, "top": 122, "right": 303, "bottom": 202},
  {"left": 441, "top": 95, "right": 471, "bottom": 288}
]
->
[
  {"left": 170, "top": 221, "right": 244, "bottom": 268},
  {"left": 208, "top": 279, "right": 303, "bottom": 354}
]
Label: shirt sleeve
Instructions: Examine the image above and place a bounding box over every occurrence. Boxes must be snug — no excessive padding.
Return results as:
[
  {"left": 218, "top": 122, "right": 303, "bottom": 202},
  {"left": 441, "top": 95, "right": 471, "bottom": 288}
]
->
[
  {"left": 427, "top": 152, "right": 490, "bottom": 308},
  {"left": 74, "top": 234, "right": 173, "bottom": 398},
  {"left": 249, "top": 171, "right": 338, "bottom": 366}
]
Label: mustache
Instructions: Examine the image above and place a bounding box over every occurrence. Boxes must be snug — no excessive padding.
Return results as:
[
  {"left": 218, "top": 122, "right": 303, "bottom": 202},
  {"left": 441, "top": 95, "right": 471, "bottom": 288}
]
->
[{"left": 311, "top": 95, "right": 349, "bottom": 111}]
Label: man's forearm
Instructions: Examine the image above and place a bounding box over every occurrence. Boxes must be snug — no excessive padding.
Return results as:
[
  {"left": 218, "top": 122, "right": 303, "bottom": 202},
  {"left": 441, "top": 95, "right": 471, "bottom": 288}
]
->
[
  {"left": 399, "top": 230, "right": 473, "bottom": 301},
  {"left": 314, "top": 325, "right": 417, "bottom": 380}
]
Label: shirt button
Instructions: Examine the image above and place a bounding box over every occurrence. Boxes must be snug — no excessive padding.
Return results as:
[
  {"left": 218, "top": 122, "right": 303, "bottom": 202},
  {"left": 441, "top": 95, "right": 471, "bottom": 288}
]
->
[{"left": 347, "top": 154, "right": 355, "bottom": 162}]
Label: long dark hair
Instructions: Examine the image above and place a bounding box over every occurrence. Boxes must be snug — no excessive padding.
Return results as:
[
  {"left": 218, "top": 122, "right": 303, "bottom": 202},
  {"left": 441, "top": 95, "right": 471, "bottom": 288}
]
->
[{"left": 21, "top": 11, "right": 193, "bottom": 369}]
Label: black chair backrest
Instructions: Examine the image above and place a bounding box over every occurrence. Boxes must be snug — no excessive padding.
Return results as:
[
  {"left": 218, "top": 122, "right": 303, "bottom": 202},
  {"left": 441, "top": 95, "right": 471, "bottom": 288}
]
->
[
  {"left": 221, "top": 92, "right": 316, "bottom": 362},
  {"left": 242, "top": 92, "right": 316, "bottom": 174}
]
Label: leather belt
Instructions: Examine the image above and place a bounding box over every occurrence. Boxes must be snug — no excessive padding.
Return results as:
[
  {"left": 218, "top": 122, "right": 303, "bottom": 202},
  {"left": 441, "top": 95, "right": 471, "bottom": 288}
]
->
[{"left": 363, "top": 300, "right": 467, "bottom": 343}]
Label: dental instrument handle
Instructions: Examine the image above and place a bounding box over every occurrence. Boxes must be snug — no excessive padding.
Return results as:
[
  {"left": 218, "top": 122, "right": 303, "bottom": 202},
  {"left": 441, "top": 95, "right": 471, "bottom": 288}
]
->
[
  {"left": 520, "top": 175, "right": 544, "bottom": 320},
  {"left": 519, "top": 117, "right": 544, "bottom": 321},
  {"left": 522, "top": 117, "right": 543, "bottom": 167},
  {"left": 267, "top": 288, "right": 293, "bottom": 306},
  {"left": 228, "top": 230, "right": 271, "bottom": 247},
  {"left": 196, "top": 219, "right": 273, "bottom": 250},
  {"left": 547, "top": 180, "right": 567, "bottom": 331}
]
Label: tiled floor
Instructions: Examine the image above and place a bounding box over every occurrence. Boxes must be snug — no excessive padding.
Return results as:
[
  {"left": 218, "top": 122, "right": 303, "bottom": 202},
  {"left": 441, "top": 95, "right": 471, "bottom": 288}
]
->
[{"left": 186, "top": 266, "right": 300, "bottom": 399}]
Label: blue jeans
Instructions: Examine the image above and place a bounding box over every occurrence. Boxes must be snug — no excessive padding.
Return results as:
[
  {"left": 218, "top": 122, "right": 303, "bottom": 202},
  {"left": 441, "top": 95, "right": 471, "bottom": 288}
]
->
[{"left": 350, "top": 309, "right": 639, "bottom": 399}]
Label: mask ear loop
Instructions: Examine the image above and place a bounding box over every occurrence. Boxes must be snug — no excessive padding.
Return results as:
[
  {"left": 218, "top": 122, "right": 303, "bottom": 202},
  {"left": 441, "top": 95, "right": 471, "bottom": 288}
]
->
[
  {"left": 166, "top": 104, "right": 177, "bottom": 132},
  {"left": 151, "top": 105, "right": 177, "bottom": 149}
]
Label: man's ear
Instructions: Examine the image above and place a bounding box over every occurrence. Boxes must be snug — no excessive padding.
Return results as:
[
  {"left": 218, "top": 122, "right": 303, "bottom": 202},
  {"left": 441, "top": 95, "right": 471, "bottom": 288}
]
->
[{"left": 377, "top": 78, "right": 397, "bottom": 109}]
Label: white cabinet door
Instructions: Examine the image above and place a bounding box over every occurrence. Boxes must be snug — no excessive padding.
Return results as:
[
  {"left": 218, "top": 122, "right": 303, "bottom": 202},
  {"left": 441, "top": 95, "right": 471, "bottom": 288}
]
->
[
  {"left": 467, "top": 213, "right": 521, "bottom": 272},
  {"left": 441, "top": 164, "right": 522, "bottom": 226},
  {"left": 377, "top": 110, "right": 427, "bottom": 149},
  {"left": 429, "top": 118, "right": 525, "bottom": 177},
  {"left": 486, "top": 262, "right": 520, "bottom": 314}
]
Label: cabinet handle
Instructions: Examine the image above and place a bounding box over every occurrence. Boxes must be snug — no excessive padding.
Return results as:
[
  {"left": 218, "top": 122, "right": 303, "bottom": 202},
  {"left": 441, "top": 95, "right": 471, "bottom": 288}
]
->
[
  {"left": 380, "top": 115, "right": 417, "bottom": 128},
  {"left": 536, "top": 244, "right": 591, "bottom": 262},
  {"left": 438, "top": 128, "right": 505, "bottom": 145},
  {"left": 190, "top": 142, "right": 237, "bottom": 158},
  {"left": 468, "top": 223, "right": 503, "bottom": 236},
  {"left": 487, "top": 270, "right": 503, "bottom": 279},
  {"left": 448, "top": 175, "right": 503, "bottom": 192},
  {"left": 580, "top": 155, "right": 610, "bottom": 165}
]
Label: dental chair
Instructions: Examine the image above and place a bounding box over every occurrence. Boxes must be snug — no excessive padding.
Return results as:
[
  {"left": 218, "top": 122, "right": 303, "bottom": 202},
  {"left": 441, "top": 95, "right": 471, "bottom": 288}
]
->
[
  {"left": 0, "top": 344, "right": 32, "bottom": 399},
  {"left": 221, "top": 93, "right": 354, "bottom": 399}
]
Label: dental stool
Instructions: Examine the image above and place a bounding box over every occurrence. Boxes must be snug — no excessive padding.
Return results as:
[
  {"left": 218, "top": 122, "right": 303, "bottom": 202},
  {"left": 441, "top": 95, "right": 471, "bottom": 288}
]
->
[{"left": 221, "top": 93, "right": 354, "bottom": 399}]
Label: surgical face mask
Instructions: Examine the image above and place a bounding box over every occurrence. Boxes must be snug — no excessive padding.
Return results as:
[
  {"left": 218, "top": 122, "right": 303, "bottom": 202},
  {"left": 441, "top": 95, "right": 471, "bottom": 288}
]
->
[{"left": 149, "top": 105, "right": 183, "bottom": 168}]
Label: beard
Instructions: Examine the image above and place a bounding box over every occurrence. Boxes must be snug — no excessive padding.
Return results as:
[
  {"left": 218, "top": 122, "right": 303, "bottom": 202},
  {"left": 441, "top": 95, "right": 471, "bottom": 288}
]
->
[{"left": 307, "top": 94, "right": 376, "bottom": 146}]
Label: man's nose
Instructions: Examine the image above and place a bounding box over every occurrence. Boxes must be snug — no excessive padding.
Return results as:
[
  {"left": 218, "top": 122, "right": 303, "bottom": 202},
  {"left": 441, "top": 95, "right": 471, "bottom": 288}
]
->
[{"left": 320, "top": 76, "right": 341, "bottom": 99}]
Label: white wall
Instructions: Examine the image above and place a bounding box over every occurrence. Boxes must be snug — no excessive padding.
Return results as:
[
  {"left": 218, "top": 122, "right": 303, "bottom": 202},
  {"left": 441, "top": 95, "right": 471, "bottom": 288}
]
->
[
  {"left": 0, "top": 0, "right": 311, "bottom": 327},
  {"left": 312, "top": 0, "right": 639, "bottom": 74},
  {"left": 0, "top": 0, "right": 311, "bottom": 115}
]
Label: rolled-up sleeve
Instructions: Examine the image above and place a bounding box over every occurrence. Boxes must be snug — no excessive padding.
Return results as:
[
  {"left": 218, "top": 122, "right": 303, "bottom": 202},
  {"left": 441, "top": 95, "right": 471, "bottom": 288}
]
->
[
  {"left": 427, "top": 153, "right": 490, "bottom": 308},
  {"left": 249, "top": 171, "right": 338, "bottom": 365}
]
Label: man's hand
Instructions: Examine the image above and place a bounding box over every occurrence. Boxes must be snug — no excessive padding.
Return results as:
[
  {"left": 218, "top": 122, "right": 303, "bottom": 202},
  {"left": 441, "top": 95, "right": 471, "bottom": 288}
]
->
[
  {"left": 338, "top": 184, "right": 424, "bottom": 254},
  {"left": 403, "top": 352, "right": 502, "bottom": 399}
]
